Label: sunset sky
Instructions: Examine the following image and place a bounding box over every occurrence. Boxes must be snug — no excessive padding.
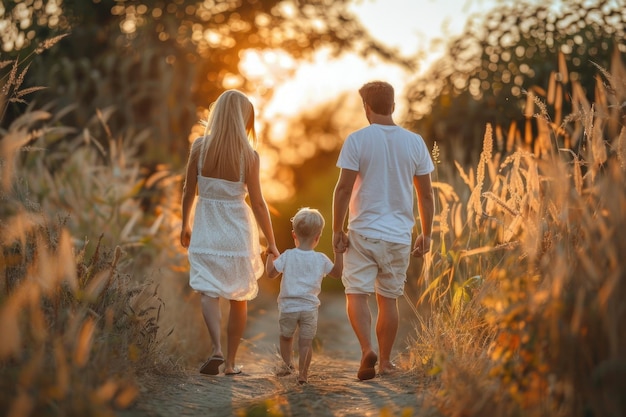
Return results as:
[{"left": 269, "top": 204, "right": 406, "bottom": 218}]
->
[
  {"left": 242, "top": 0, "right": 502, "bottom": 200},
  {"left": 243, "top": 0, "right": 498, "bottom": 121}
]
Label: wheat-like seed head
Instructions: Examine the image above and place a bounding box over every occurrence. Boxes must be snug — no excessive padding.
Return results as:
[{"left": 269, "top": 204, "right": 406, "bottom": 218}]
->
[
  {"left": 482, "top": 191, "right": 520, "bottom": 217},
  {"left": 532, "top": 93, "right": 548, "bottom": 118},
  {"left": 573, "top": 156, "right": 583, "bottom": 195},
  {"left": 439, "top": 197, "right": 450, "bottom": 235},
  {"left": 34, "top": 34, "right": 70, "bottom": 55},
  {"left": 468, "top": 125, "right": 495, "bottom": 226},
  {"left": 482, "top": 124, "right": 493, "bottom": 162},
  {"left": 432, "top": 141, "right": 441, "bottom": 164},
  {"left": 1, "top": 60, "right": 17, "bottom": 96}
]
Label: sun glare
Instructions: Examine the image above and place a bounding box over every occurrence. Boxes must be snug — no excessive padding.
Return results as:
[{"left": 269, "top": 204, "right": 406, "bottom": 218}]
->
[{"left": 240, "top": 49, "right": 295, "bottom": 88}]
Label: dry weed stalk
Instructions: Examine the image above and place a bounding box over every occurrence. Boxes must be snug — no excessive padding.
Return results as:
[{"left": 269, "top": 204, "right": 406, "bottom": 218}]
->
[
  {"left": 414, "top": 55, "right": 626, "bottom": 417},
  {"left": 1, "top": 44, "right": 175, "bottom": 415}
]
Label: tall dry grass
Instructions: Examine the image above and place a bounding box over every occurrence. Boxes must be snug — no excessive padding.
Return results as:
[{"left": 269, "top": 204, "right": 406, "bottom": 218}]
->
[
  {"left": 1, "top": 43, "right": 182, "bottom": 416},
  {"left": 409, "top": 50, "right": 626, "bottom": 416}
]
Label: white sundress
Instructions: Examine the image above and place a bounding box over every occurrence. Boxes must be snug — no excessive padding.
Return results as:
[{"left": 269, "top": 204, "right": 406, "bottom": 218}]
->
[{"left": 188, "top": 161, "right": 264, "bottom": 301}]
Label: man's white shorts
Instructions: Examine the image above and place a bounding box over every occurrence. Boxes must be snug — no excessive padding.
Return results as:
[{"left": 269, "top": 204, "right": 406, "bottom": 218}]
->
[{"left": 342, "top": 231, "right": 410, "bottom": 298}]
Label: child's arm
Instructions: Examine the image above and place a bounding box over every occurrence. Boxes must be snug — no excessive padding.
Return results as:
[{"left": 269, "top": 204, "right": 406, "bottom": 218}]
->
[
  {"left": 265, "top": 253, "right": 281, "bottom": 279},
  {"left": 327, "top": 250, "right": 344, "bottom": 279}
]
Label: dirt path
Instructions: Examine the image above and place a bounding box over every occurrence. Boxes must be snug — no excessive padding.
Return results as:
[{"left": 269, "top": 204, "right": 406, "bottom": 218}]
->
[{"left": 122, "top": 292, "right": 429, "bottom": 417}]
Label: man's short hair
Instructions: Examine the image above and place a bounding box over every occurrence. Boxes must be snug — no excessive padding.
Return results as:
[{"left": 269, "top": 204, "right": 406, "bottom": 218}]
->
[
  {"left": 291, "top": 207, "right": 325, "bottom": 240},
  {"left": 359, "top": 81, "right": 394, "bottom": 115}
]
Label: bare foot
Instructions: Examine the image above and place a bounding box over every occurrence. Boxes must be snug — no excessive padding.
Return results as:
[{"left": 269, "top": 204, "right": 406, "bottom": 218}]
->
[
  {"left": 357, "top": 351, "right": 377, "bottom": 381},
  {"left": 276, "top": 363, "right": 295, "bottom": 377},
  {"left": 224, "top": 365, "right": 242, "bottom": 375},
  {"left": 379, "top": 362, "right": 399, "bottom": 376}
]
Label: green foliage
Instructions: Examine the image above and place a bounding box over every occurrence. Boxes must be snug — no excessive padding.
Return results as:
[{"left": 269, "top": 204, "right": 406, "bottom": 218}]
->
[
  {"left": 405, "top": 0, "right": 625, "bottom": 170},
  {"left": 3, "top": 0, "right": 412, "bottom": 167}
]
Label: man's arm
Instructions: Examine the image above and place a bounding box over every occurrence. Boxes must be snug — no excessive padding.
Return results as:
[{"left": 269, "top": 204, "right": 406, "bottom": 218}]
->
[
  {"left": 412, "top": 173, "right": 435, "bottom": 257},
  {"left": 332, "top": 168, "right": 358, "bottom": 252}
]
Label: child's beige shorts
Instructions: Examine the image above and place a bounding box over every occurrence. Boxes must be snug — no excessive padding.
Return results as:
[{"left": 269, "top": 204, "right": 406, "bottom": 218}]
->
[
  {"left": 279, "top": 310, "right": 318, "bottom": 339},
  {"left": 342, "top": 231, "right": 410, "bottom": 298}
]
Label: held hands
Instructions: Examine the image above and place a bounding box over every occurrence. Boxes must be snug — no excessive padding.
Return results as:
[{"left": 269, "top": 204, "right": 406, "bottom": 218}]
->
[
  {"left": 333, "top": 230, "right": 349, "bottom": 253},
  {"left": 264, "top": 244, "right": 281, "bottom": 279},
  {"left": 411, "top": 234, "right": 431, "bottom": 258},
  {"left": 265, "top": 243, "right": 280, "bottom": 259}
]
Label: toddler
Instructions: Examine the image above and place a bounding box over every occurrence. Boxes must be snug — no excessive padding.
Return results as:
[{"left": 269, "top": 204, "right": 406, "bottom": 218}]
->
[{"left": 266, "top": 207, "right": 343, "bottom": 384}]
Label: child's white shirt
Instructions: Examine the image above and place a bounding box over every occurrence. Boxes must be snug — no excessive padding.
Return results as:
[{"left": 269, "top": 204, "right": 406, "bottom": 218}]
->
[{"left": 273, "top": 248, "right": 334, "bottom": 313}]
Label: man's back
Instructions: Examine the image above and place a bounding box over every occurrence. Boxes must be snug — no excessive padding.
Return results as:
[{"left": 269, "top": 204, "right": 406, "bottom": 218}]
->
[{"left": 337, "top": 123, "right": 433, "bottom": 244}]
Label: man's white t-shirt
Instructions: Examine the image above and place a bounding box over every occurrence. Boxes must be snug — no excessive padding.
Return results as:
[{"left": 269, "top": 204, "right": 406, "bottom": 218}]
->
[
  {"left": 337, "top": 123, "right": 434, "bottom": 245},
  {"left": 273, "top": 248, "right": 334, "bottom": 313}
]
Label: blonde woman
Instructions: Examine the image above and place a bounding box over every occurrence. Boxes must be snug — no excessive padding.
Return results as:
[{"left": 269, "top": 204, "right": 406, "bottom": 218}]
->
[{"left": 180, "top": 90, "right": 280, "bottom": 376}]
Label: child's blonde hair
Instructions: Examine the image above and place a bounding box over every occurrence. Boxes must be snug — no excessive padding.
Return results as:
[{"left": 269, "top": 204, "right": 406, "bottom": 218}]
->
[
  {"left": 199, "top": 90, "right": 257, "bottom": 179},
  {"left": 291, "top": 207, "right": 325, "bottom": 240}
]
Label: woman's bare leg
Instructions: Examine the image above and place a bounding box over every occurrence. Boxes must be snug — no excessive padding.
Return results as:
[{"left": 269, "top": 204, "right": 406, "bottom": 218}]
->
[
  {"left": 224, "top": 299, "right": 247, "bottom": 373},
  {"left": 201, "top": 295, "right": 223, "bottom": 357}
]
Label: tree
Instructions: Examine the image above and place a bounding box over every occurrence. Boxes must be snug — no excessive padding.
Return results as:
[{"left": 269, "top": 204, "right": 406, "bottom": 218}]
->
[
  {"left": 403, "top": 0, "right": 625, "bottom": 169},
  {"left": 1, "top": 0, "right": 413, "bottom": 166}
]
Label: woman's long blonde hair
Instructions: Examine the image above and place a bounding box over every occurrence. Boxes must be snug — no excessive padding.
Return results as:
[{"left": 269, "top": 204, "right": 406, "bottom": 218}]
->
[{"left": 199, "top": 90, "right": 257, "bottom": 180}]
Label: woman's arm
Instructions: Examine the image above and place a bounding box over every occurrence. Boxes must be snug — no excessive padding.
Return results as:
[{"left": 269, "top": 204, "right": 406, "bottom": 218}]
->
[
  {"left": 180, "top": 140, "right": 200, "bottom": 248},
  {"left": 247, "top": 151, "right": 280, "bottom": 257}
]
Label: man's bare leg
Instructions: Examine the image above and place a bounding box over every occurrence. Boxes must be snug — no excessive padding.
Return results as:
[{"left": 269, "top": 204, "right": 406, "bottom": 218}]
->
[
  {"left": 346, "top": 293, "right": 377, "bottom": 380},
  {"left": 376, "top": 293, "right": 399, "bottom": 374}
]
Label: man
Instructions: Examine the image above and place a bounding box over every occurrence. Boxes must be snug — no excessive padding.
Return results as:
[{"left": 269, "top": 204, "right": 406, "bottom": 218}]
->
[{"left": 332, "top": 81, "right": 434, "bottom": 380}]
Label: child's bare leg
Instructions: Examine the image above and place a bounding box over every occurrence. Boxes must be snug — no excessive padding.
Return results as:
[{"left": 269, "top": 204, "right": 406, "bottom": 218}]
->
[
  {"left": 298, "top": 337, "right": 313, "bottom": 383},
  {"left": 279, "top": 335, "right": 294, "bottom": 369}
]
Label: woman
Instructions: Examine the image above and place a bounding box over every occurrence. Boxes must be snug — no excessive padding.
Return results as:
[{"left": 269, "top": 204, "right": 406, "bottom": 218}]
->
[{"left": 180, "top": 90, "right": 279, "bottom": 375}]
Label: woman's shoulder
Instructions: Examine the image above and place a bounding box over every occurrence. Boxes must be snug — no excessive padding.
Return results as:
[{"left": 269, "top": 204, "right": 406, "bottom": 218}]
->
[
  {"left": 246, "top": 149, "right": 260, "bottom": 170},
  {"left": 190, "top": 136, "right": 205, "bottom": 151}
]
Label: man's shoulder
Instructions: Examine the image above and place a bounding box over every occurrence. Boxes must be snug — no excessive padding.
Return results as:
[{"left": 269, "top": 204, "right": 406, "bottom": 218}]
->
[
  {"left": 395, "top": 125, "right": 423, "bottom": 138},
  {"left": 348, "top": 125, "right": 373, "bottom": 137},
  {"left": 350, "top": 124, "right": 422, "bottom": 137}
]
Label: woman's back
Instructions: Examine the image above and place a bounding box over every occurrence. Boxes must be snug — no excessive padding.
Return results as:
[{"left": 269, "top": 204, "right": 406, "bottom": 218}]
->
[
  {"left": 200, "top": 161, "right": 241, "bottom": 183},
  {"left": 196, "top": 134, "right": 250, "bottom": 183}
]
